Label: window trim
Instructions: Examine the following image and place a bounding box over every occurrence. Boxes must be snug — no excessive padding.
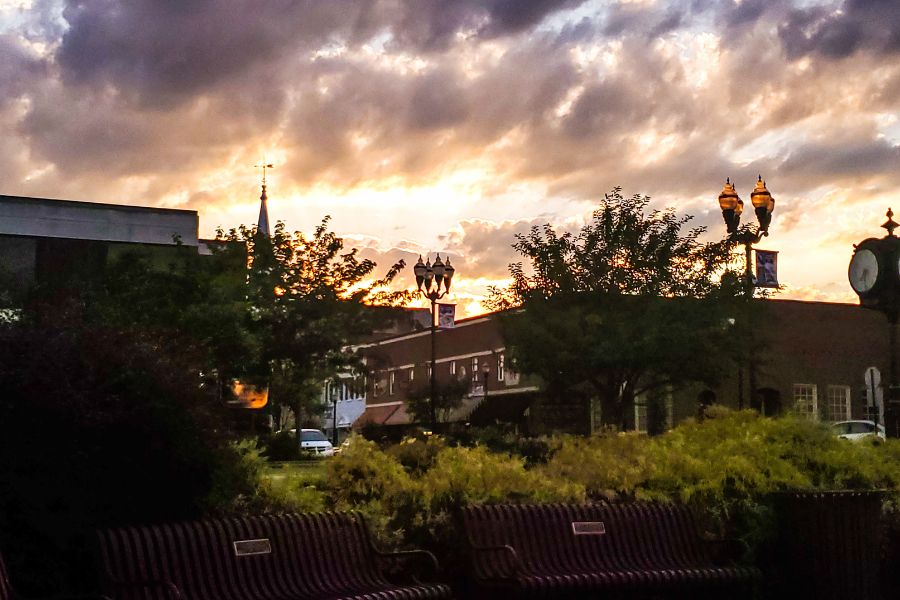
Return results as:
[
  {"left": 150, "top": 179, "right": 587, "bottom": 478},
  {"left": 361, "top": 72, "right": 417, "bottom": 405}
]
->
[{"left": 792, "top": 383, "right": 818, "bottom": 420}]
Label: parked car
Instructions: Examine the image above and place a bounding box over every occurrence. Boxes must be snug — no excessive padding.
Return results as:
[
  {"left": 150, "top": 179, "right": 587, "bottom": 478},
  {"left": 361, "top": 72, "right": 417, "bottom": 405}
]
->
[
  {"left": 831, "top": 420, "right": 886, "bottom": 441},
  {"left": 287, "top": 428, "right": 335, "bottom": 456}
]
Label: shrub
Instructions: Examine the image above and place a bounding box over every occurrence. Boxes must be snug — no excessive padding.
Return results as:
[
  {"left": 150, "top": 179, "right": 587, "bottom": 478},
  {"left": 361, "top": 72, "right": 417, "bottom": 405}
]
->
[
  {"left": 0, "top": 324, "right": 253, "bottom": 594},
  {"left": 385, "top": 436, "right": 446, "bottom": 476},
  {"left": 262, "top": 430, "right": 301, "bottom": 461}
]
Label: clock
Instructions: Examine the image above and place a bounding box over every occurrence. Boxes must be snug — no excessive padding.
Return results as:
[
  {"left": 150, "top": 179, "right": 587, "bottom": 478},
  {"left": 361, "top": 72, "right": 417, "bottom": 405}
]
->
[{"left": 849, "top": 248, "right": 878, "bottom": 293}]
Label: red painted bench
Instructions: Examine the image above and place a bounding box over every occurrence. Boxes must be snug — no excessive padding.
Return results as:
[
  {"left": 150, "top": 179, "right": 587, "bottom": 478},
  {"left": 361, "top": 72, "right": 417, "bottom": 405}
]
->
[
  {"left": 463, "top": 501, "right": 760, "bottom": 598},
  {"left": 96, "top": 512, "right": 451, "bottom": 600}
]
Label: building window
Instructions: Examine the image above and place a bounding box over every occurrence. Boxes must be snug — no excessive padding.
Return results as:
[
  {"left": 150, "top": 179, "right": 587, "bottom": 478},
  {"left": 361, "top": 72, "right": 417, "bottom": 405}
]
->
[
  {"left": 634, "top": 400, "right": 648, "bottom": 433},
  {"left": 498, "top": 354, "right": 505, "bottom": 382},
  {"left": 634, "top": 393, "right": 673, "bottom": 433},
  {"left": 471, "top": 357, "right": 479, "bottom": 377},
  {"left": 450, "top": 361, "right": 456, "bottom": 375},
  {"left": 409, "top": 367, "right": 415, "bottom": 382},
  {"left": 389, "top": 371, "right": 395, "bottom": 395},
  {"left": 793, "top": 384, "right": 818, "bottom": 420},
  {"left": 427, "top": 363, "right": 432, "bottom": 379},
  {"left": 826, "top": 385, "right": 851, "bottom": 422}
]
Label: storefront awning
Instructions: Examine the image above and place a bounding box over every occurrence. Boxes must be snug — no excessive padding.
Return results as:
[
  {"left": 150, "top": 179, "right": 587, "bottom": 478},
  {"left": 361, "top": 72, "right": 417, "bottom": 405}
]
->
[
  {"left": 383, "top": 403, "right": 411, "bottom": 426},
  {"left": 352, "top": 404, "right": 401, "bottom": 430}
]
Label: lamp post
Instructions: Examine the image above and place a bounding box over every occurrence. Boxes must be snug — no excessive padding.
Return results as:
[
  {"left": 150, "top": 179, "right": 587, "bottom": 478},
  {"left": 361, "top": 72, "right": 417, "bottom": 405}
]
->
[
  {"left": 717, "top": 176, "right": 775, "bottom": 410},
  {"left": 413, "top": 254, "right": 455, "bottom": 431}
]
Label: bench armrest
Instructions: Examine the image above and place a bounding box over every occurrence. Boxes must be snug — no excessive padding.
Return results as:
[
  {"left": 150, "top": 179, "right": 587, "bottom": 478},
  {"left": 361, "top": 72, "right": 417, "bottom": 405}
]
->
[
  {"left": 467, "top": 542, "right": 521, "bottom": 580},
  {"left": 108, "top": 577, "right": 183, "bottom": 600}
]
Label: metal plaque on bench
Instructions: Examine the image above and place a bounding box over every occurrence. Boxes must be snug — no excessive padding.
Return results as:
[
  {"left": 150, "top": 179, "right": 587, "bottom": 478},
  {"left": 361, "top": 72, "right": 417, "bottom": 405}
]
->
[
  {"left": 233, "top": 538, "right": 272, "bottom": 556},
  {"left": 571, "top": 521, "right": 606, "bottom": 536}
]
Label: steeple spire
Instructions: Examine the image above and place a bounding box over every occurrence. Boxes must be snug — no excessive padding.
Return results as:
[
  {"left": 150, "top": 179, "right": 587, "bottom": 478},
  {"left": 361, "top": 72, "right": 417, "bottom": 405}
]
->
[{"left": 254, "top": 162, "right": 273, "bottom": 237}]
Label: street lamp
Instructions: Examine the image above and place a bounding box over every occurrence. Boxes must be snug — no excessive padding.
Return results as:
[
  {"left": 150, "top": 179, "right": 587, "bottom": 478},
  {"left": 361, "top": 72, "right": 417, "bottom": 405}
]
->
[
  {"left": 413, "top": 254, "right": 456, "bottom": 430},
  {"left": 717, "top": 176, "right": 775, "bottom": 411},
  {"left": 718, "top": 176, "right": 775, "bottom": 290}
]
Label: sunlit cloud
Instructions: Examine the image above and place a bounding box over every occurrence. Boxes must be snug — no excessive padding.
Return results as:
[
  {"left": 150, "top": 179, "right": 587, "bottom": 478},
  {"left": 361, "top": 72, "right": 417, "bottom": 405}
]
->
[{"left": 1, "top": 0, "right": 899, "bottom": 317}]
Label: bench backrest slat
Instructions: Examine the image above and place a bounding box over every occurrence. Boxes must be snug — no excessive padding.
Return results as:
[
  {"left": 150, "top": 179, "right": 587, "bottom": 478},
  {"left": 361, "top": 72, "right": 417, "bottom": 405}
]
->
[
  {"left": 464, "top": 501, "right": 713, "bottom": 578},
  {"left": 96, "top": 513, "right": 390, "bottom": 600}
]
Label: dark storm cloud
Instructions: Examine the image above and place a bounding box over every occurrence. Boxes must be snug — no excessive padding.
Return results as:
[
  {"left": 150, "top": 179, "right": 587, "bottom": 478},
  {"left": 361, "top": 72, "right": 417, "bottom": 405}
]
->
[
  {"left": 0, "top": 33, "right": 44, "bottom": 105},
  {"left": 391, "top": 0, "right": 589, "bottom": 50},
  {"left": 55, "top": 0, "right": 588, "bottom": 106},
  {"left": 779, "top": 139, "right": 900, "bottom": 180},
  {"left": 779, "top": 0, "right": 900, "bottom": 60},
  {"left": 56, "top": 0, "right": 379, "bottom": 106}
]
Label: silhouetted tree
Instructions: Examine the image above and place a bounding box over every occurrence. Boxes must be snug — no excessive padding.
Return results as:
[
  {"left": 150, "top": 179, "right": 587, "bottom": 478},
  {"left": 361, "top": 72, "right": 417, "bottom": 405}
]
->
[{"left": 488, "top": 188, "right": 753, "bottom": 431}]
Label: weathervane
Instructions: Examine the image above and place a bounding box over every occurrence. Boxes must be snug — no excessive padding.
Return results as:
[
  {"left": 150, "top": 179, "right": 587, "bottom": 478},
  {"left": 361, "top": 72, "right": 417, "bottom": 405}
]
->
[{"left": 254, "top": 161, "right": 274, "bottom": 187}]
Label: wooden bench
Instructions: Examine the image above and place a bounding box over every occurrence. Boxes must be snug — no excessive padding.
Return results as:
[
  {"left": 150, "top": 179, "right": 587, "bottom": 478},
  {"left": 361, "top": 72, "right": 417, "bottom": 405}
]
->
[
  {"left": 462, "top": 501, "right": 761, "bottom": 598},
  {"left": 95, "top": 512, "right": 452, "bottom": 600}
]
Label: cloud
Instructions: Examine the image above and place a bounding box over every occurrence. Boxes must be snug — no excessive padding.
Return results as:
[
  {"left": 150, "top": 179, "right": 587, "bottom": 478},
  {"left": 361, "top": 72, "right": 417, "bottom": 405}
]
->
[
  {"left": 778, "top": 0, "right": 900, "bottom": 61},
  {"left": 1, "top": 0, "right": 900, "bottom": 311}
]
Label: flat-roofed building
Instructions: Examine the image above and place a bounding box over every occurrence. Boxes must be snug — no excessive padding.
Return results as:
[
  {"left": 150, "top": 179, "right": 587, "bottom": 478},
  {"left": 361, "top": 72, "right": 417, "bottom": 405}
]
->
[{"left": 0, "top": 195, "right": 201, "bottom": 304}]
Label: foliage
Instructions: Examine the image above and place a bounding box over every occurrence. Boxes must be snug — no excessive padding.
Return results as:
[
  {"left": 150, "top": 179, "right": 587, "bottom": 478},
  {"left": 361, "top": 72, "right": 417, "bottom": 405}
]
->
[
  {"left": 386, "top": 436, "right": 448, "bottom": 476},
  {"left": 203, "top": 440, "right": 316, "bottom": 516},
  {"left": 488, "top": 188, "right": 752, "bottom": 429},
  {"left": 541, "top": 407, "right": 900, "bottom": 553},
  {"left": 220, "top": 220, "right": 409, "bottom": 427},
  {"left": 404, "top": 376, "right": 471, "bottom": 424},
  {"left": 0, "top": 323, "right": 250, "bottom": 594},
  {"left": 262, "top": 430, "right": 302, "bottom": 461},
  {"left": 265, "top": 412, "right": 900, "bottom": 571}
]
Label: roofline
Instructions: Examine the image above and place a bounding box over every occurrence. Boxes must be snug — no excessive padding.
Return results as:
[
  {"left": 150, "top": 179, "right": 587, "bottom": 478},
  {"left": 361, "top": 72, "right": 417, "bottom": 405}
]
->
[{"left": 0, "top": 194, "right": 198, "bottom": 216}]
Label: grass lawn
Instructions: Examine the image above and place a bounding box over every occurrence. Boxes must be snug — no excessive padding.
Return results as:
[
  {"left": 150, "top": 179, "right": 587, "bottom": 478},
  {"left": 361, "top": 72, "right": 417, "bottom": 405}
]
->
[{"left": 264, "top": 460, "right": 328, "bottom": 494}]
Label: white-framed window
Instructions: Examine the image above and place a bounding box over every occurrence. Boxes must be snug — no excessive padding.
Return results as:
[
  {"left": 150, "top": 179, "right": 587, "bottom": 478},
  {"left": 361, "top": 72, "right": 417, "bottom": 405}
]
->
[
  {"left": 793, "top": 384, "right": 818, "bottom": 420},
  {"left": 427, "top": 363, "right": 432, "bottom": 379},
  {"left": 498, "top": 354, "right": 505, "bottom": 382},
  {"left": 389, "top": 371, "right": 395, "bottom": 395},
  {"left": 826, "top": 385, "right": 851, "bottom": 422},
  {"left": 471, "top": 357, "right": 479, "bottom": 377},
  {"left": 450, "top": 361, "right": 456, "bottom": 375},
  {"left": 634, "top": 400, "right": 648, "bottom": 433},
  {"left": 634, "top": 393, "right": 673, "bottom": 433}
]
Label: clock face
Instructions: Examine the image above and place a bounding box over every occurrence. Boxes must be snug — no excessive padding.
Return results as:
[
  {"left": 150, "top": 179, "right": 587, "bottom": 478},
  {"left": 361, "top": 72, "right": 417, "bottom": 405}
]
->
[{"left": 849, "top": 249, "right": 878, "bottom": 293}]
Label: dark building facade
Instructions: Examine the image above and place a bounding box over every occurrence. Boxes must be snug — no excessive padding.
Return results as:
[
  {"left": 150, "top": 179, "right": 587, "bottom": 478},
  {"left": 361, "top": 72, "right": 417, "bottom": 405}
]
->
[
  {"left": 350, "top": 300, "right": 891, "bottom": 434},
  {"left": 1, "top": 195, "right": 202, "bottom": 306}
]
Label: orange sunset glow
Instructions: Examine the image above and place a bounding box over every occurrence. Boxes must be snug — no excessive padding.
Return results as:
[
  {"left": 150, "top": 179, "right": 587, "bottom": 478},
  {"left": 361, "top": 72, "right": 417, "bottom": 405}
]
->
[{"left": 2, "top": 0, "right": 899, "bottom": 316}]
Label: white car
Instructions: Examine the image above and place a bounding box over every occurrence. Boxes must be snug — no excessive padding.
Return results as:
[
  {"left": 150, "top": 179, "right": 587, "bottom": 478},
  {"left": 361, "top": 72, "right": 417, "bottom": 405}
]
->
[
  {"left": 831, "top": 420, "right": 886, "bottom": 441},
  {"left": 287, "top": 428, "right": 335, "bottom": 456}
]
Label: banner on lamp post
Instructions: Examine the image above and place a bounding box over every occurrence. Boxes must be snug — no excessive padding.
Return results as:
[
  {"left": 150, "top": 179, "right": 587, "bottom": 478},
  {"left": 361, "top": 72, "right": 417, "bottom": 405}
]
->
[
  {"left": 755, "top": 249, "right": 779, "bottom": 288},
  {"left": 438, "top": 303, "right": 456, "bottom": 329}
]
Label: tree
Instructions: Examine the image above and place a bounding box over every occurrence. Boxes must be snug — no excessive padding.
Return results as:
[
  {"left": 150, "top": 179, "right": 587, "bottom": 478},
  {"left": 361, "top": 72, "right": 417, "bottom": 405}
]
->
[
  {"left": 406, "top": 377, "right": 472, "bottom": 424},
  {"left": 222, "top": 219, "right": 408, "bottom": 431},
  {"left": 488, "top": 188, "right": 752, "bottom": 431}
]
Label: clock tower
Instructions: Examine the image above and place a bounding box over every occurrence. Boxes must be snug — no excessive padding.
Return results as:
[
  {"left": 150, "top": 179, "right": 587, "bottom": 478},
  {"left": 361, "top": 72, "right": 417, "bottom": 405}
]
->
[{"left": 849, "top": 209, "right": 900, "bottom": 437}]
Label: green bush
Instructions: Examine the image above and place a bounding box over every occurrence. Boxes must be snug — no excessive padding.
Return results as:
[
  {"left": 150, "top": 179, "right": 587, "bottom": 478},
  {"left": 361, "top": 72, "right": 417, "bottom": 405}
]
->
[
  {"left": 542, "top": 407, "right": 900, "bottom": 553},
  {"left": 272, "top": 410, "right": 900, "bottom": 568},
  {"left": 262, "top": 430, "right": 301, "bottom": 461}
]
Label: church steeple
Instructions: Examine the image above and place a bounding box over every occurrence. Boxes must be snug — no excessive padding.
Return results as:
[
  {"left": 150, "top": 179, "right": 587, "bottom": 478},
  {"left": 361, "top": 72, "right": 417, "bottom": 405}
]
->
[{"left": 255, "top": 162, "right": 273, "bottom": 237}]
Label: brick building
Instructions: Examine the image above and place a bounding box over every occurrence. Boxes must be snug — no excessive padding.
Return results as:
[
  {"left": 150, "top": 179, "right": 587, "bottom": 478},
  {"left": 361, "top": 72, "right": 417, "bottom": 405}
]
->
[{"left": 346, "top": 299, "right": 891, "bottom": 435}]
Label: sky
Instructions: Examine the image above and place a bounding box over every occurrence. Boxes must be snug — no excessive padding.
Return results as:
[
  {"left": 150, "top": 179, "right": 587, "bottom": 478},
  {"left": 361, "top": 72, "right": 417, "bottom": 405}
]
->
[{"left": 2, "top": 0, "right": 899, "bottom": 316}]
